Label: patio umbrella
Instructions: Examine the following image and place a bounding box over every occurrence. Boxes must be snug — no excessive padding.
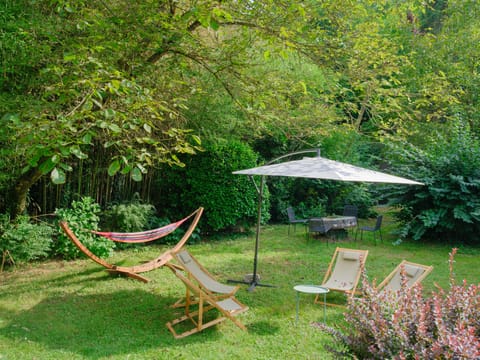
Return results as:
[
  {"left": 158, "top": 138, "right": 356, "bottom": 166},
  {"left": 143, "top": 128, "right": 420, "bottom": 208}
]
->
[
  {"left": 230, "top": 149, "right": 423, "bottom": 291},
  {"left": 234, "top": 155, "right": 422, "bottom": 185}
]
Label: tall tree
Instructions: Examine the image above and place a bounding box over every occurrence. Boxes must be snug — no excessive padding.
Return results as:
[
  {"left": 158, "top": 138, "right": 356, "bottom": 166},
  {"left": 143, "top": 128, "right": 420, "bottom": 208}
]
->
[
  {"left": 0, "top": 0, "right": 313, "bottom": 218},
  {"left": 6, "top": 0, "right": 390, "bottom": 218}
]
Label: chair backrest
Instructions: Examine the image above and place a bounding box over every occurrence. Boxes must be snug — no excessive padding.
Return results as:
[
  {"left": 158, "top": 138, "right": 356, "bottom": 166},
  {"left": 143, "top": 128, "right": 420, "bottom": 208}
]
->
[
  {"left": 343, "top": 205, "right": 358, "bottom": 218},
  {"left": 174, "top": 249, "right": 237, "bottom": 294},
  {"left": 374, "top": 215, "right": 383, "bottom": 230},
  {"left": 322, "top": 247, "right": 368, "bottom": 292},
  {"left": 378, "top": 260, "right": 433, "bottom": 293},
  {"left": 287, "top": 207, "right": 296, "bottom": 222}
]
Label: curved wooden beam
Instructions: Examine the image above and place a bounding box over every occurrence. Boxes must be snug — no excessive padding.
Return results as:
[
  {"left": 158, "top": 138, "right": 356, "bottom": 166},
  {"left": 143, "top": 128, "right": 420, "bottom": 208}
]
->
[{"left": 59, "top": 207, "right": 204, "bottom": 283}]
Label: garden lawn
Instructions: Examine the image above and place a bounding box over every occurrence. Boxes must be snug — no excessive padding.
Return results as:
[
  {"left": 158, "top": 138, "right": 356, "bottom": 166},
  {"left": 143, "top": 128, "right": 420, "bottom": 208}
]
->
[{"left": 1, "top": 217, "right": 479, "bottom": 359}]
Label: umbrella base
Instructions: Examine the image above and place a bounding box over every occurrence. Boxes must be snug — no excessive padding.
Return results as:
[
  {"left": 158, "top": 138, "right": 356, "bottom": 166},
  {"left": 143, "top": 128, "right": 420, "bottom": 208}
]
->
[{"left": 227, "top": 274, "right": 276, "bottom": 291}]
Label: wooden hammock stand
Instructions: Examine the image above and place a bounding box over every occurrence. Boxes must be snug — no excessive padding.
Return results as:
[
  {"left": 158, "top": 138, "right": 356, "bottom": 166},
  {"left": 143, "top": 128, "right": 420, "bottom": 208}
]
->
[{"left": 59, "top": 207, "right": 203, "bottom": 283}]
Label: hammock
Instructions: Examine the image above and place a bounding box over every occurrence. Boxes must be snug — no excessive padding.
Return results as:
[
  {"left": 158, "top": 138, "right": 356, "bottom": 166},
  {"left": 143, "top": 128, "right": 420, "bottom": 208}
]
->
[
  {"left": 59, "top": 207, "right": 203, "bottom": 283},
  {"left": 93, "top": 215, "right": 191, "bottom": 243}
]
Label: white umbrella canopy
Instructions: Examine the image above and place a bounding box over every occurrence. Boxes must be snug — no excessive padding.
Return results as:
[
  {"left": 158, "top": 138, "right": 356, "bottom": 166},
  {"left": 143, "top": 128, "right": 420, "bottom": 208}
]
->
[
  {"left": 233, "top": 155, "right": 423, "bottom": 185},
  {"left": 230, "top": 150, "right": 422, "bottom": 291}
]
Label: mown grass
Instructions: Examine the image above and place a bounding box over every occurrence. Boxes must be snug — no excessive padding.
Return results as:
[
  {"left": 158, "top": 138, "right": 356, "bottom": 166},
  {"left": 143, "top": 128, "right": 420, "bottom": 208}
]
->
[{"left": 1, "top": 210, "right": 479, "bottom": 359}]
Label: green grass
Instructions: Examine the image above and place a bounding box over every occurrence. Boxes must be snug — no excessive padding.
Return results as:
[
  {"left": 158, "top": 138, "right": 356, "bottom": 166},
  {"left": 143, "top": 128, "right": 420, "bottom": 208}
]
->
[{"left": 1, "top": 211, "right": 479, "bottom": 359}]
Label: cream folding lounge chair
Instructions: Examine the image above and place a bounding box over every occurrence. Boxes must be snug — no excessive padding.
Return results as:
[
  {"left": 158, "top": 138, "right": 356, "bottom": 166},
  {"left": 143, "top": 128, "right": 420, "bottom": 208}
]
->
[
  {"left": 171, "top": 249, "right": 240, "bottom": 308},
  {"left": 165, "top": 249, "right": 248, "bottom": 339},
  {"left": 377, "top": 260, "right": 433, "bottom": 293},
  {"left": 314, "top": 247, "right": 368, "bottom": 306}
]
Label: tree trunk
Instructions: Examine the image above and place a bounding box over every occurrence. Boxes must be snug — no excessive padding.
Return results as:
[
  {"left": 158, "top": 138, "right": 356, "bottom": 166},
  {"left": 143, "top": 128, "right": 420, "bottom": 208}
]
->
[{"left": 8, "top": 167, "right": 44, "bottom": 220}]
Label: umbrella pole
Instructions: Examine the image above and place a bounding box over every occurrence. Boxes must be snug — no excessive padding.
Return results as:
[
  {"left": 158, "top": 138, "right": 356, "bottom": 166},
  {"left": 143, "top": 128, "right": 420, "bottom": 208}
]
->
[
  {"left": 247, "top": 175, "right": 275, "bottom": 291},
  {"left": 228, "top": 175, "right": 275, "bottom": 291}
]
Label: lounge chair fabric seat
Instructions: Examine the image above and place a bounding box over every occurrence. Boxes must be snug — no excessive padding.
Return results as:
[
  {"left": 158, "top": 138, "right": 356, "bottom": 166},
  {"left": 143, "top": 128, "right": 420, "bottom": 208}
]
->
[
  {"left": 315, "top": 247, "right": 368, "bottom": 306},
  {"left": 378, "top": 260, "right": 433, "bottom": 293}
]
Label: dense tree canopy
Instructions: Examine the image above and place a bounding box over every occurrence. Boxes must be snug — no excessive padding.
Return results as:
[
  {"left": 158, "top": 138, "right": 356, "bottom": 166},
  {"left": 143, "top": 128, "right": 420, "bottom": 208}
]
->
[{"left": 1, "top": 0, "right": 480, "bottom": 244}]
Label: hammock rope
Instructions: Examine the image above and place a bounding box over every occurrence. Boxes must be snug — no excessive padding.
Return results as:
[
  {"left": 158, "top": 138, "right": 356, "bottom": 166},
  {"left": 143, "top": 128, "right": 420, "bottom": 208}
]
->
[{"left": 92, "top": 214, "right": 193, "bottom": 243}]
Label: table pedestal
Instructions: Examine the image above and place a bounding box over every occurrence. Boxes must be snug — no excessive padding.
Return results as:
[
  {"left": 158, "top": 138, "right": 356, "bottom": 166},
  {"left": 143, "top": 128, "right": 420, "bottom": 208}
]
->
[{"left": 293, "top": 285, "right": 329, "bottom": 324}]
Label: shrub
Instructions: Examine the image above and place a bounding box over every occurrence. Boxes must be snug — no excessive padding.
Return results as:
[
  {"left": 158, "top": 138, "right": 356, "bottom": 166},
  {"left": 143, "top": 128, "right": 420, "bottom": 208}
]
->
[
  {"left": 0, "top": 215, "right": 53, "bottom": 265},
  {"left": 314, "top": 249, "right": 480, "bottom": 359},
  {"left": 152, "top": 139, "right": 262, "bottom": 234},
  {"left": 101, "top": 201, "right": 156, "bottom": 232},
  {"left": 99, "top": 200, "right": 158, "bottom": 249},
  {"left": 386, "top": 123, "right": 480, "bottom": 245},
  {"left": 55, "top": 197, "right": 115, "bottom": 259}
]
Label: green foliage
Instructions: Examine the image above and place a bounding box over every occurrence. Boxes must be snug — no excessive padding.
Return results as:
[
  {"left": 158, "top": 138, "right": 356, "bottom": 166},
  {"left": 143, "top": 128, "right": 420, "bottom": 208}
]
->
[
  {"left": 331, "top": 184, "right": 377, "bottom": 219},
  {"left": 387, "top": 123, "right": 480, "bottom": 244},
  {"left": 100, "top": 200, "right": 157, "bottom": 249},
  {"left": 102, "top": 201, "right": 156, "bottom": 233},
  {"left": 153, "top": 140, "right": 261, "bottom": 234},
  {"left": 0, "top": 215, "right": 53, "bottom": 265},
  {"left": 293, "top": 201, "right": 326, "bottom": 220},
  {"left": 55, "top": 197, "right": 114, "bottom": 259},
  {"left": 3, "top": 0, "right": 480, "bottom": 234},
  {"left": 1, "top": 0, "right": 205, "bottom": 218}
]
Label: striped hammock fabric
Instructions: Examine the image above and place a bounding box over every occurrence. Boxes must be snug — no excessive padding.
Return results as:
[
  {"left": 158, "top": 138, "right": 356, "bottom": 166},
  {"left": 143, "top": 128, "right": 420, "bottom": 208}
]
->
[{"left": 92, "top": 214, "right": 192, "bottom": 243}]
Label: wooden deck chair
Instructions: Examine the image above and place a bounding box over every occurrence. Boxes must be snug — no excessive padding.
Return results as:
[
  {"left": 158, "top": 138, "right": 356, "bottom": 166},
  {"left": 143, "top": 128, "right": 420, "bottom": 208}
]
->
[
  {"left": 165, "top": 250, "right": 248, "bottom": 339},
  {"left": 314, "top": 247, "right": 368, "bottom": 306},
  {"left": 377, "top": 260, "right": 433, "bottom": 293},
  {"left": 170, "top": 249, "right": 239, "bottom": 308},
  {"left": 59, "top": 207, "right": 203, "bottom": 283}
]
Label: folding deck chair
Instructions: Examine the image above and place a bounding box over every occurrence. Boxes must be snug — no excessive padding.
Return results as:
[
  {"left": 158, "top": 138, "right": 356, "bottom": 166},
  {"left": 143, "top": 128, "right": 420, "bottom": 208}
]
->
[
  {"left": 165, "top": 249, "right": 248, "bottom": 339},
  {"left": 377, "top": 260, "right": 433, "bottom": 293},
  {"left": 314, "top": 247, "right": 368, "bottom": 306},
  {"left": 170, "top": 249, "right": 240, "bottom": 308}
]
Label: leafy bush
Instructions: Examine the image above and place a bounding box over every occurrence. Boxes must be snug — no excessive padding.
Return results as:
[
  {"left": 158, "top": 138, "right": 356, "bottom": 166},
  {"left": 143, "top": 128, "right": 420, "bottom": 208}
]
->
[
  {"left": 99, "top": 200, "right": 157, "bottom": 249},
  {"left": 0, "top": 215, "right": 53, "bottom": 265},
  {"left": 102, "top": 201, "right": 156, "bottom": 232},
  {"left": 55, "top": 197, "right": 115, "bottom": 259},
  {"left": 273, "top": 177, "right": 376, "bottom": 223},
  {"left": 386, "top": 123, "right": 480, "bottom": 244},
  {"left": 152, "top": 139, "right": 262, "bottom": 234},
  {"left": 315, "top": 249, "right": 480, "bottom": 359},
  {"left": 294, "top": 200, "right": 326, "bottom": 220},
  {"left": 331, "top": 184, "right": 377, "bottom": 219}
]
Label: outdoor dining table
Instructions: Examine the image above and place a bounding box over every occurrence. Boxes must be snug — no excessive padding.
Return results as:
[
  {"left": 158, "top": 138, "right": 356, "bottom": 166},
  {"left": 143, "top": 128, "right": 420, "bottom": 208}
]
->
[{"left": 308, "top": 216, "right": 357, "bottom": 236}]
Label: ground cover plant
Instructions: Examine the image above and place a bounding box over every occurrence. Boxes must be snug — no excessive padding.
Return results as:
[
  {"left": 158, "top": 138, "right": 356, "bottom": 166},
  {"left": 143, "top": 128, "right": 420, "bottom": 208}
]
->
[{"left": 1, "top": 211, "right": 479, "bottom": 359}]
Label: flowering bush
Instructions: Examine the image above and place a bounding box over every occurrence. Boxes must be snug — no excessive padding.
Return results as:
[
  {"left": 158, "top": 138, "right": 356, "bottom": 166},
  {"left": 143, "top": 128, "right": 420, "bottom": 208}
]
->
[{"left": 314, "top": 249, "right": 480, "bottom": 359}]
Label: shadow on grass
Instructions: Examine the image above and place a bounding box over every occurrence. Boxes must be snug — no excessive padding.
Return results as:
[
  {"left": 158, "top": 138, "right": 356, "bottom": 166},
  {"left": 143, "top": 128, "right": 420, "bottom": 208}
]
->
[
  {"left": 247, "top": 321, "right": 281, "bottom": 335},
  {"left": 0, "top": 265, "right": 119, "bottom": 299},
  {"left": 0, "top": 289, "right": 229, "bottom": 358}
]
